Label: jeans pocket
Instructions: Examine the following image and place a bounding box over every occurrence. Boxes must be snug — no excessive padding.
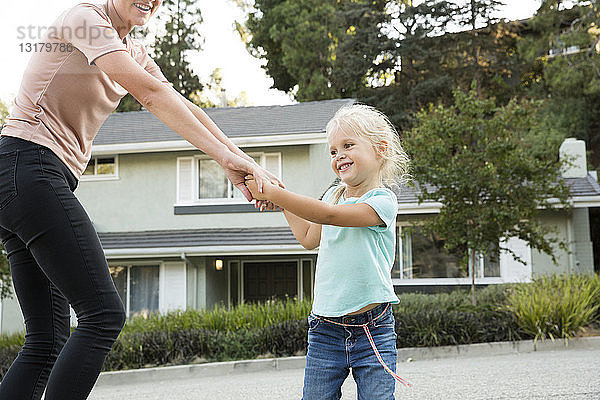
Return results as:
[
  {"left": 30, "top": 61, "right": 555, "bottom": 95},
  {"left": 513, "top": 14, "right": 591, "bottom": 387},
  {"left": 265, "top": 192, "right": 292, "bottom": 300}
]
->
[
  {"left": 373, "top": 307, "right": 395, "bottom": 329},
  {"left": 0, "top": 151, "right": 18, "bottom": 210}
]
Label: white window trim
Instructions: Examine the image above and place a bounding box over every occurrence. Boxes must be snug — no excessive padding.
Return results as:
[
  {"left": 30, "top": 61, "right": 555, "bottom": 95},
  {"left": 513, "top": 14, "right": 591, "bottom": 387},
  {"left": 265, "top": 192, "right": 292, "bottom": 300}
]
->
[
  {"left": 109, "top": 260, "right": 162, "bottom": 318},
  {"left": 394, "top": 225, "right": 502, "bottom": 283},
  {"left": 81, "top": 155, "right": 119, "bottom": 181},
  {"left": 175, "top": 152, "right": 282, "bottom": 206}
]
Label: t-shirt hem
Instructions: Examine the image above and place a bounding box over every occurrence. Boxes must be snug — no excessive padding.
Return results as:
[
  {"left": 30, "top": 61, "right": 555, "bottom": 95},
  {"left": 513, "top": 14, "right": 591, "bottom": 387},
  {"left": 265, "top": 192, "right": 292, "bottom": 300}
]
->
[
  {"left": 312, "top": 296, "right": 400, "bottom": 318},
  {"left": 1, "top": 132, "right": 82, "bottom": 180}
]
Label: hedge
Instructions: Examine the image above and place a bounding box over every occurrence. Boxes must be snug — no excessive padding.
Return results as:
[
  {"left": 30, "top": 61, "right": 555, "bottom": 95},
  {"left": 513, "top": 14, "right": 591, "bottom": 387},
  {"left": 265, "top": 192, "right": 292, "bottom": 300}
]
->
[{"left": 0, "top": 278, "right": 598, "bottom": 379}]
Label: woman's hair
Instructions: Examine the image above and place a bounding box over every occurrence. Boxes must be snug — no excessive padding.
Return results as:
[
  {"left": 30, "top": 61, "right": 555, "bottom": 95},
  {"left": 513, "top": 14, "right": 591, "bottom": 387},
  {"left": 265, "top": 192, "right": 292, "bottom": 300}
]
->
[{"left": 325, "top": 104, "right": 410, "bottom": 199}]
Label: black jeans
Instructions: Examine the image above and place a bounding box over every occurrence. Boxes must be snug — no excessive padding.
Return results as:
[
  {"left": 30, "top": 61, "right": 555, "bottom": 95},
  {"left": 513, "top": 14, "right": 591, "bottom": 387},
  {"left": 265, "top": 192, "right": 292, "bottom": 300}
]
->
[{"left": 0, "top": 136, "right": 126, "bottom": 400}]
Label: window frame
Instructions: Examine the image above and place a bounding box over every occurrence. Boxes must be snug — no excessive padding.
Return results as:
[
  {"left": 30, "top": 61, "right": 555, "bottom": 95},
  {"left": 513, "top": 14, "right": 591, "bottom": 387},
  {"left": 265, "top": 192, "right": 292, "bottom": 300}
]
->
[
  {"left": 81, "top": 155, "right": 119, "bottom": 181},
  {"left": 176, "top": 152, "right": 282, "bottom": 206},
  {"left": 392, "top": 224, "right": 503, "bottom": 285},
  {"left": 109, "top": 261, "right": 162, "bottom": 318}
]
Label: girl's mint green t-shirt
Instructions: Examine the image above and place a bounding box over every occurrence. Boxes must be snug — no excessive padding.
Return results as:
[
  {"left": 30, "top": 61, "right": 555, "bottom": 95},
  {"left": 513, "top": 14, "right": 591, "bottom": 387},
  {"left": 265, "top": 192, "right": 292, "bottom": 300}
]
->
[{"left": 312, "top": 186, "right": 400, "bottom": 317}]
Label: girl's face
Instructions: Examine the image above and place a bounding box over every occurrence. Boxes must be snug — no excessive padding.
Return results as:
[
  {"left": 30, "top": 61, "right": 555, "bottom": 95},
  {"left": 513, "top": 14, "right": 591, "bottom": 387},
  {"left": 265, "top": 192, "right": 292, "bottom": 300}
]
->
[
  {"left": 114, "top": 0, "right": 162, "bottom": 27},
  {"left": 328, "top": 128, "right": 382, "bottom": 188}
]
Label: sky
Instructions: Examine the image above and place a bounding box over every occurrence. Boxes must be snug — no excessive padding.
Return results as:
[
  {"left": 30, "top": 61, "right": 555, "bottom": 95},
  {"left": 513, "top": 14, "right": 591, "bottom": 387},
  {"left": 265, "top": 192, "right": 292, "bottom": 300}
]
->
[{"left": 0, "top": 0, "right": 541, "bottom": 109}]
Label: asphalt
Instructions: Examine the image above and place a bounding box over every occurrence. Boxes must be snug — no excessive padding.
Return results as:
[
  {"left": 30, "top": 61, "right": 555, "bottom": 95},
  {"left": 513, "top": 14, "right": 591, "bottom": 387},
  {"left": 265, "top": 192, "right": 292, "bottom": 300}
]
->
[{"left": 88, "top": 337, "right": 600, "bottom": 400}]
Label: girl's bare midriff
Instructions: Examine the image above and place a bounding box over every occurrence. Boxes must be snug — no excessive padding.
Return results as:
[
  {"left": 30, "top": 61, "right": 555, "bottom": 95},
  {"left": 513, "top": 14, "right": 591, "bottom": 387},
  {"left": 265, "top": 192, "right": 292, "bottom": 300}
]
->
[{"left": 347, "top": 303, "right": 380, "bottom": 315}]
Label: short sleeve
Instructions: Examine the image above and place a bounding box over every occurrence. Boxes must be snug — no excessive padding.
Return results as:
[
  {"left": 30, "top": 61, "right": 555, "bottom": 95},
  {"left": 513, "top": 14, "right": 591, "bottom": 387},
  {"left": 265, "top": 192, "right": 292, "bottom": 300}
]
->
[
  {"left": 61, "top": 4, "right": 127, "bottom": 65},
  {"left": 360, "top": 189, "right": 398, "bottom": 232}
]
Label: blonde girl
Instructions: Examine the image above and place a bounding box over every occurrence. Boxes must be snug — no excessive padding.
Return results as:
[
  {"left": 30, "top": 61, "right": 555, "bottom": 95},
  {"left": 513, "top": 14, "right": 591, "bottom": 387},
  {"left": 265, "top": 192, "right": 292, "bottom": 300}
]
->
[{"left": 246, "top": 104, "right": 410, "bottom": 399}]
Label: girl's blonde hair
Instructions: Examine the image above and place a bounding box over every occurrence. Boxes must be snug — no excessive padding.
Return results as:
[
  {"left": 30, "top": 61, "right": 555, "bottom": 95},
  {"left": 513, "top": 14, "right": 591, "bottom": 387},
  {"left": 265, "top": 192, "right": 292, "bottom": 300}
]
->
[{"left": 325, "top": 104, "right": 410, "bottom": 204}]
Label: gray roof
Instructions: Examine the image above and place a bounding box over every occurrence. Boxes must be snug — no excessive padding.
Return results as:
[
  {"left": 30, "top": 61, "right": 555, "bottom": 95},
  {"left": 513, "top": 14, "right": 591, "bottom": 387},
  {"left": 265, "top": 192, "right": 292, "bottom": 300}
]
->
[
  {"left": 99, "top": 227, "right": 297, "bottom": 249},
  {"left": 95, "top": 99, "right": 356, "bottom": 146},
  {"left": 391, "top": 174, "right": 600, "bottom": 203}
]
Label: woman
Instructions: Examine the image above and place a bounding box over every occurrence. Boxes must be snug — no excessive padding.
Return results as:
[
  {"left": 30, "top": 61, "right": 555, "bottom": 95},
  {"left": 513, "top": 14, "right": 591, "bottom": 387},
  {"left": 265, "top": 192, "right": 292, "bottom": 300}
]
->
[{"left": 0, "top": 1, "right": 277, "bottom": 399}]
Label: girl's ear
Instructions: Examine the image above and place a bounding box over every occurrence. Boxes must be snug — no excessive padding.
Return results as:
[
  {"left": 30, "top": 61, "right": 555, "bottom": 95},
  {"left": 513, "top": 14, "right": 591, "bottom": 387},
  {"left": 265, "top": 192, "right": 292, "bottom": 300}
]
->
[{"left": 376, "top": 140, "right": 389, "bottom": 158}]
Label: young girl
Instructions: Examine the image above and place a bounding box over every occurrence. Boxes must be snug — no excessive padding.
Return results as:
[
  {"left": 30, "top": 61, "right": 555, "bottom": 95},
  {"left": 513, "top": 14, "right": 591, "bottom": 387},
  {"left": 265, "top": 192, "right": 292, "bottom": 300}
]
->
[{"left": 245, "top": 104, "right": 410, "bottom": 399}]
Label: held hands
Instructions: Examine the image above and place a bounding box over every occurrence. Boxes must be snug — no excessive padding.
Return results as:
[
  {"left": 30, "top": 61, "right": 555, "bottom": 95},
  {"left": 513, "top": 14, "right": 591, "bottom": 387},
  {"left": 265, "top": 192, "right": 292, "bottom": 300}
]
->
[
  {"left": 245, "top": 175, "right": 272, "bottom": 200},
  {"left": 220, "top": 152, "right": 283, "bottom": 202},
  {"left": 245, "top": 175, "right": 283, "bottom": 211}
]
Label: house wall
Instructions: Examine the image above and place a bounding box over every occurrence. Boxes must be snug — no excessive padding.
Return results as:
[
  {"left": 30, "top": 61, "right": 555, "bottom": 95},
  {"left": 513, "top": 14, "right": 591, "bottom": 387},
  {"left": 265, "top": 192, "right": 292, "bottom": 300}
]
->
[
  {"left": 531, "top": 212, "right": 572, "bottom": 278},
  {"left": 1, "top": 294, "right": 23, "bottom": 334},
  {"left": 75, "top": 143, "right": 336, "bottom": 233}
]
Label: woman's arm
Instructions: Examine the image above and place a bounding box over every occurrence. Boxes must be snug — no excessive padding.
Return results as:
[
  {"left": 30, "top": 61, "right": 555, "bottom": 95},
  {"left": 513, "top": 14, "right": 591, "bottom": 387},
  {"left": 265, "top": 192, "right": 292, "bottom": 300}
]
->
[
  {"left": 174, "top": 91, "right": 251, "bottom": 160},
  {"left": 283, "top": 210, "right": 322, "bottom": 250},
  {"left": 174, "top": 89, "right": 284, "bottom": 198},
  {"left": 245, "top": 178, "right": 384, "bottom": 228},
  {"left": 94, "top": 51, "right": 270, "bottom": 199}
]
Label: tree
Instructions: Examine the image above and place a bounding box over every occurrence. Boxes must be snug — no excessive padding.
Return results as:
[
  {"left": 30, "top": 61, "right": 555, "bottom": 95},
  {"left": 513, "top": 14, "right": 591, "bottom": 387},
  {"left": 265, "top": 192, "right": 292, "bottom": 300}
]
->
[
  {"left": 153, "top": 0, "right": 204, "bottom": 100},
  {"left": 245, "top": 0, "right": 341, "bottom": 101},
  {"left": 240, "top": 0, "right": 524, "bottom": 128},
  {"left": 191, "top": 68, "right": 250, "bottom": 108},
  {"left": 518, "top": 1, "right": 600, "bottom": 166},
  {"left": 116, "top": 0, "right": 205, "bottom": 112},
  {"left": 404, "top": 90, "right": 571, "bottom": 305},
  {"left": 0, "top": 98, "right": 13, "bottom": 300},
  {"left": 0, "top": 99, "right": 8, "bottom": 126}
]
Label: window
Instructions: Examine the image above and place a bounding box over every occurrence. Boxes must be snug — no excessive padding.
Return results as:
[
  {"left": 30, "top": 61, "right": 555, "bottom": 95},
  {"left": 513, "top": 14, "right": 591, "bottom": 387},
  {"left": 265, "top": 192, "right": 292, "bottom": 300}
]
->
[
  {"left": 110, "top": 264, "right": 159, "bottom": 318},
  {"left": 82, "top": 156, "right": 118, "bottom": 179},
  {"left": 393, "top": 227, "right": 500, "bottom": 279},
  {"left": 177, "top": 153, "right": 281, "bottom": 204}
]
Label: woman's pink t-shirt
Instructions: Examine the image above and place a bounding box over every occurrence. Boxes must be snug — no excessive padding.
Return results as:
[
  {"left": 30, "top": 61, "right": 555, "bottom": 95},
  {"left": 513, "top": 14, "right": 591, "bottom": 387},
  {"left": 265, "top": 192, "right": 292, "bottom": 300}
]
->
[{"left": 1, "top": 2, "right": 169, "bottom": 178}]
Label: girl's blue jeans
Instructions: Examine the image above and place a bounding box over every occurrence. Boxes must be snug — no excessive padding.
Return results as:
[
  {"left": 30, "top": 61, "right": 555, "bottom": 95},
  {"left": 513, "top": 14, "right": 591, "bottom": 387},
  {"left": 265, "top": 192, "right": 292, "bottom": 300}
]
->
[{"left": 302, "top": 303, "right": 398, "bottom": 400}]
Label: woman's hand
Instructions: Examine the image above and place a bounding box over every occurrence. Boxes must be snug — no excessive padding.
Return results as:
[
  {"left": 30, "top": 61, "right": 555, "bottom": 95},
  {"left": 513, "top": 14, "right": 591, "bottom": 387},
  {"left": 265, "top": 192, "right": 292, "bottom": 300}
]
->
[{"left": 220, "top": 153, "right": 282, "bottom": 202}]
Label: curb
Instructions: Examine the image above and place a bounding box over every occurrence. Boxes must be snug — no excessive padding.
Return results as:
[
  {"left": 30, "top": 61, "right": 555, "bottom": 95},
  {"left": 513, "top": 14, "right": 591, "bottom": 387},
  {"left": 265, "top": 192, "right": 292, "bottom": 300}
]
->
[{"left": 95, "top": 336, "right": 600, "bottom": 387}]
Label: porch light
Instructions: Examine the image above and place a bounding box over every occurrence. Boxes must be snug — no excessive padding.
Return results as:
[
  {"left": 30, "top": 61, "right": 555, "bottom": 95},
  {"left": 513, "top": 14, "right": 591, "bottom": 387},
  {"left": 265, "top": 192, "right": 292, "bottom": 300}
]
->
[{"left": 215, "top": 259, "right": 223, "bottom": 271}]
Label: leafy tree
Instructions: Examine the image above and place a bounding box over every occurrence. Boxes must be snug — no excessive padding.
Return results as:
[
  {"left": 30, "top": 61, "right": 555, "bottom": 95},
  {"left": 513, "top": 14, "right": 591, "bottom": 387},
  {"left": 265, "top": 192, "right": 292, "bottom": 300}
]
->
[
  {"left": 0, "top": 99, "right": 12, "bottom": 299},
  {"left": 153, "top": 0, "right": 204, "bottom": 100},
  {"left": 245, "top": 0, "right": 341, "bottom": 101},
  {"left": 240, "top": 0, "right": 523, "bottom": 127},
  {"left": 0, "top": 99, "right": 8, "bottom": 125},
  {"left": 404, "top": 90, "right": 571, "bottom": 305},
  {"left": 116, "top": 0, "right": 205, "bottom": 112},
  {"left": 191, "top": 68, "right": 250, "bottom": 108},
  {"left": 518, "top": 1, "right": 600, "bottom": 166}
]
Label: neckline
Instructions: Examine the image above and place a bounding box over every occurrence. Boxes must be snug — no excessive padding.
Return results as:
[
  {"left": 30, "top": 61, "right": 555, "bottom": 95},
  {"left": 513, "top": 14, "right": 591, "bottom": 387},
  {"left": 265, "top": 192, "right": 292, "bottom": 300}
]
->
[
  {"left": 342, "top": 187, "right": 385, "bottom": 201},
  {"left": 104, "top": 0, "right": 131, "bottom": 44}
]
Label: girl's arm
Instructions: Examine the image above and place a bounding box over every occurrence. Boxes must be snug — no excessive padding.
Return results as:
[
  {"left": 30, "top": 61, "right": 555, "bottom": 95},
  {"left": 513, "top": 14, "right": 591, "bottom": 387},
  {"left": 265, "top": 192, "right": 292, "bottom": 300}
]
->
[
  {"left": 283, "top": 210, "right": 322, "bottom": 250},
  {"left": 246, "top": 178, "right": 384, "bottom": 228}
]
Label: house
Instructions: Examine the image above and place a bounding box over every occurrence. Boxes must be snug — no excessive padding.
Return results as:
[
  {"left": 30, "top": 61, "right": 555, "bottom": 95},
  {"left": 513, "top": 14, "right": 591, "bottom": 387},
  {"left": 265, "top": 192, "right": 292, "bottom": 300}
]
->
[{"left": 1, "top": 99, "right": 599, "bottom": 333}]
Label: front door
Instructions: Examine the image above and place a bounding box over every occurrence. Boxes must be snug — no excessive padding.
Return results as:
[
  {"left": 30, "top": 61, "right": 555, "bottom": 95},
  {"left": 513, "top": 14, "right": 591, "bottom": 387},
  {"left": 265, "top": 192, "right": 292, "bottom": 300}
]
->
[{"left": 243, "top": 261, "right": 298, "bottom": 302}]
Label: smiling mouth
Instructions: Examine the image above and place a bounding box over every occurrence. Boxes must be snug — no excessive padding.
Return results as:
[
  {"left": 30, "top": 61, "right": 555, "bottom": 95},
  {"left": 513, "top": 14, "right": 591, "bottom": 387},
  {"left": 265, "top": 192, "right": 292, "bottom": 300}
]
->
[
  {"left": 133, "top": 3, "right": 152, "bottom": 13},
  {"left": 338, "top": 162, "right": 353, "bottom": 172}
]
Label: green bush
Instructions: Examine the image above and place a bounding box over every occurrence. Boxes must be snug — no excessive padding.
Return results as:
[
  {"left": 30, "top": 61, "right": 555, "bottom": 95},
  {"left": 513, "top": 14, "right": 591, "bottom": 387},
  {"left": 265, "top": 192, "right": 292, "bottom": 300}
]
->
[
  {"left": 506, "top": 275, "right": 600, "bottom": 342},
  {"left": 122, "top": 298, "right": 312, "bottom": 333},
  {"left": 0, "top": 279, "right": 597, "bottom": 376},
  {"left": 103, "top": 320, "right": 309, "bottom": 371},
  {"left": 395, "top": 308, "right": 525, "bottom": 348}
]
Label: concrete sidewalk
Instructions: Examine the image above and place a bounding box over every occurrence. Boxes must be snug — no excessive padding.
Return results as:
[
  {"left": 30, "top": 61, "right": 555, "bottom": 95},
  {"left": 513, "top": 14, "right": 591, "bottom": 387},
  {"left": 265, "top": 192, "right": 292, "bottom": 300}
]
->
[{"left": 95, "top": 336, "right": 600, "bottom": 386}]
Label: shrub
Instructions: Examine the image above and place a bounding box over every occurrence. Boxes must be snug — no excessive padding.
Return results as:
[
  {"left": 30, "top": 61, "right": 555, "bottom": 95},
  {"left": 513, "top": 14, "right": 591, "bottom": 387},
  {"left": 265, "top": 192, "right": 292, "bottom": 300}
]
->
[
  {"left": 395, "top": 308, "right": 525, "bottom": 348},
  {"left": 506, "top": 275, "right": 600, "bottom": 342}
]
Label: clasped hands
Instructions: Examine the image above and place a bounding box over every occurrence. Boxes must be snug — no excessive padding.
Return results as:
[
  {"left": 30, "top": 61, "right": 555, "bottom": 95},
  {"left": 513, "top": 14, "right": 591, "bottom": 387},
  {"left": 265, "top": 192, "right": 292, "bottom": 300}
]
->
[{"left": 245, "top": 175, "right": 281, "bottom": 211}]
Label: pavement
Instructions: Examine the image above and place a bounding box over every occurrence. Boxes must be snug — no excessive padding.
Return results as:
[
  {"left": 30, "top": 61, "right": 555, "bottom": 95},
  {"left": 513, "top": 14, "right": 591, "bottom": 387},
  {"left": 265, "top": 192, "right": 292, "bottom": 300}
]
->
[{"left": 88, "top": 337, "right": 600, "bottom": 400}]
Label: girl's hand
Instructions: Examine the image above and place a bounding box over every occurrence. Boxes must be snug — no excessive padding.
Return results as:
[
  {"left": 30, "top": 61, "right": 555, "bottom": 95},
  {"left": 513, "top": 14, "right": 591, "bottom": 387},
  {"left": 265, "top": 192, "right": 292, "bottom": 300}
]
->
[
  {"left": 220, "top": 153, "right": 281, "bottom": 202},
  {"left": 244, "top": 176, "right": 269, "bottom": 200}
]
